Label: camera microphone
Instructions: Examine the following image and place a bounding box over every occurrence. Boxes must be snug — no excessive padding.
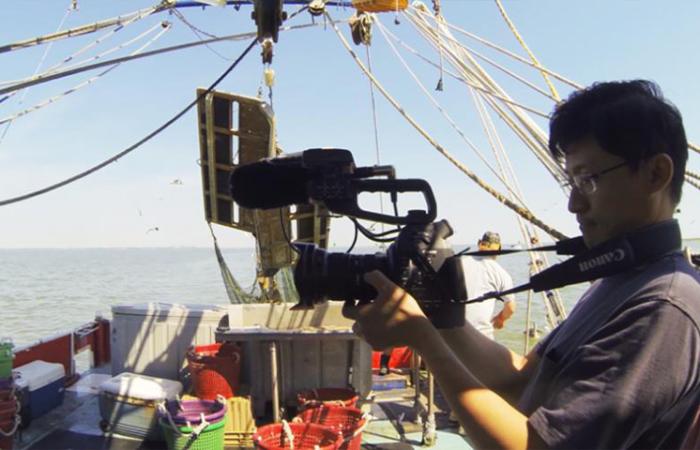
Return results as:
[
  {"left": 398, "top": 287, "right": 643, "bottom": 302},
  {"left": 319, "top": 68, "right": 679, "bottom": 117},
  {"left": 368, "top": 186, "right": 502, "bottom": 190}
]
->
[
  {"left": 230, "top": 158, "right": 311, "bottom": 209},
  {"left": 229, "top": 148, "right": 437, "bottom": 225}
]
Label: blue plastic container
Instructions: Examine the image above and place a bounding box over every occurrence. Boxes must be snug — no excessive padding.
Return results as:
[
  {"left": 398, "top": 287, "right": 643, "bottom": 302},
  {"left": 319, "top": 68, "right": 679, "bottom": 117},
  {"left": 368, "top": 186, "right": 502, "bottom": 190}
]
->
[{"left": 13, "top": 360, "right": 65, "bottom": 420}]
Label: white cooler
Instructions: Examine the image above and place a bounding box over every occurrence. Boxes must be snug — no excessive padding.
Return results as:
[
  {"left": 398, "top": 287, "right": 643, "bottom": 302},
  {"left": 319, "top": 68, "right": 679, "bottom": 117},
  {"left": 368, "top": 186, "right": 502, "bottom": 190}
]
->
[
  {"left": 98, "top": 372, "right": 182, "bottom": 440},
  {"left": 13, "top": 360, "right": 65, "bottom": 420}
]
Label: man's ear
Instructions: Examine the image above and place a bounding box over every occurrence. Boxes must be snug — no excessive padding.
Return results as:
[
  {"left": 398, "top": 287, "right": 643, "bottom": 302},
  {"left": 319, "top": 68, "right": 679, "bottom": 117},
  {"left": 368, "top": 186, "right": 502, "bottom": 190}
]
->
[{"left": 646, "top": 153, "right": 674, "bottom": 194}]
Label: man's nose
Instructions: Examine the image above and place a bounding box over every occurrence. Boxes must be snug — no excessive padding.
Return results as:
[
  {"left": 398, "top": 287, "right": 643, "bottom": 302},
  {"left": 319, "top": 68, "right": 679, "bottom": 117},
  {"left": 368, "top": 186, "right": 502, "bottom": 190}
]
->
[{"left": 568, "top": 187, "right": 589, "bottom": 213}]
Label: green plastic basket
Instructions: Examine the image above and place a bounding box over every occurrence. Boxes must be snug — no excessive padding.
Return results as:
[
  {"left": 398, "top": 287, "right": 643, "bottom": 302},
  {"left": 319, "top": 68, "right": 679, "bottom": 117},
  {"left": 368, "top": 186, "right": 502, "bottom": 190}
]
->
[
  {"left": 0, "top": 342, "right": 12, "bottom": 379},
  {"left": 160, "top": 417, "right": 225, "bottom": 450}
]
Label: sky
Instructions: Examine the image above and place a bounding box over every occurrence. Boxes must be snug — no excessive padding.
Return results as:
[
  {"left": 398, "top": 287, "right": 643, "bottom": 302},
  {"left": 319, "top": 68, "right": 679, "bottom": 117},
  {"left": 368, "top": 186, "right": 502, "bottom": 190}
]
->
[{"left": 1, "top": 0, "right": 699, "bottom": 249}]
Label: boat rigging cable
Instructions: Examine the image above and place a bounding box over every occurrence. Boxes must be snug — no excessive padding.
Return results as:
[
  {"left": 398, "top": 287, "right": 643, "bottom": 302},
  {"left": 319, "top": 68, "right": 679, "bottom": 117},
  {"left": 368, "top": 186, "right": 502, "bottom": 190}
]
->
[
  {"left": 0, "top": 5, "right": 161, "bottom": 55},
  {"left": 0, "top": 37, "right": 258, "bottom": 208},
  {"left": 0, "top": 22, "right": 172, "bottom": 127},
  {"left": 436, "top": 12, "right": 581, "bottom": 91},
  {"left": 0, "top": 4, "right": 73, "bottom": 94},
  {"left": 170, "top": 8, "right": 236, "bottom": 61},
  {"left": 375, "top": 18, "right": 530, "bottom": 203},
  {"left": 0, "top": 2, "right": 75, "bottom": 143},
  {"left": 405, "top": 7, "right": 566, "bottom": 183},
  {"left": 686, "top": 175, "right": 700, "bottom": 192},
  {"left": 377, "top": 24, "right": 554, "bottom": 114},
  {"left": 325, "top": 9, "right": 568, "bottom": 240},
  {"left": 0, "top": 17, "right": 324, "bottom": 98},
  {"left": 376, "top": 2, "right": 566, "bottom": 323},
  {"left": 493, "top": 0, "right": 560, "bottom": 101},
  {"left": 43, "top": 8, "right": 158, "bottom": 78},
  {"left": 458, "top": 18, "right": 566, "bottom": 324},
  {"left": 0, "top": 6, "right": 158, "bottom": 108},
  {"left": 0, "top": 25, "right": 292, "bottom": 98},
  {"left": 410, "top": 10, "right": 566, "bottom": 181}
]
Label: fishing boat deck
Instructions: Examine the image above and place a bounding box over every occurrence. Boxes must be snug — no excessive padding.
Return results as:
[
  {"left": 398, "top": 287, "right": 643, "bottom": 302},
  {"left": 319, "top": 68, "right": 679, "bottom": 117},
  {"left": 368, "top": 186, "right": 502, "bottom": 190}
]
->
[{"left": 13, "top": 365, "right": 472, "bottom": 450}]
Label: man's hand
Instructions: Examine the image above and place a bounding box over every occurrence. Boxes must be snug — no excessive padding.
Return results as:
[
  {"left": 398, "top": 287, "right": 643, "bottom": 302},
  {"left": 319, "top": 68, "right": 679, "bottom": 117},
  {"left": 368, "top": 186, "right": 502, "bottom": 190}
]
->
[
  {"left": 342, "top": 270, "right": 433, "bottom": 352},
  {"left": 491, "top": 301, "right": 516, "bottom": 330}
]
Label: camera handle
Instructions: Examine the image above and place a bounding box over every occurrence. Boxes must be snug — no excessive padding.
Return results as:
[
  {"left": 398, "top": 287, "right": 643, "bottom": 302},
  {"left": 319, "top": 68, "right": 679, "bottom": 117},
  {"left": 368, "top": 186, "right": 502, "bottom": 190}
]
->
[{"left": 323, "top": 179, "right": 437, "bottom": 225}]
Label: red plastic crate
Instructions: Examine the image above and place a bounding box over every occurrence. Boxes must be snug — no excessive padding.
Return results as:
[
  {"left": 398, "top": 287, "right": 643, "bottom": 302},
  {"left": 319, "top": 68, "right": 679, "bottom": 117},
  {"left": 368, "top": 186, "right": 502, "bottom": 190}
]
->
[{"left": 371, "top": 347, "right": 413, "bottom": 369}]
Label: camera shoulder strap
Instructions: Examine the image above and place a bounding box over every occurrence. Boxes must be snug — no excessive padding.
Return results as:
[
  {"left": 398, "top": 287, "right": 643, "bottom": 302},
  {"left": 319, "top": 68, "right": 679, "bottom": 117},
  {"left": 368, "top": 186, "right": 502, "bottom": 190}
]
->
[{"left": 461, "top": 220, "right": 682, "bottom": 304}]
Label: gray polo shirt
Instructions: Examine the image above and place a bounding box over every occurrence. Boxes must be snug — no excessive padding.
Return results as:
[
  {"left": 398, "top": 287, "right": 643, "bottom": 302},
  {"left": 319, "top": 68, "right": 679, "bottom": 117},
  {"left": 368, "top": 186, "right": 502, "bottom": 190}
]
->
[{"left": 519, "top": 253, "right": 700, "bottom": 449}]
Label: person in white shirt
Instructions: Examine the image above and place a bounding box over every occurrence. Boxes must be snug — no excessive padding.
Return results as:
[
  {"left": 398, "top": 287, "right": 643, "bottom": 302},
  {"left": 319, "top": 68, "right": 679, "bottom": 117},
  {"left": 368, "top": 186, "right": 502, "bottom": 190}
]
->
[{"left": 461, "top": 231, "right": 516, "bottom": 340}]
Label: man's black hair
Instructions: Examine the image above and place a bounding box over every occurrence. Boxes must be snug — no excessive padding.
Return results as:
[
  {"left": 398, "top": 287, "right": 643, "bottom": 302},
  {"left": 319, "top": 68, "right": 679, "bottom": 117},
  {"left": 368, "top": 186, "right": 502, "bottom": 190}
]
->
[{"left": 549, "top": 80, "right": 688, "bottom": 203}]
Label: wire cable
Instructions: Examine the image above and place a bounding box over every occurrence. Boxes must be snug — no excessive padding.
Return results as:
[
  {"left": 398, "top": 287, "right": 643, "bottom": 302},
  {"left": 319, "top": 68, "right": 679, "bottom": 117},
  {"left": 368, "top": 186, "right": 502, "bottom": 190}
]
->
[
  {"left": 0, "top": 22, "right": 172, "bottom": 127},
  {"left": 0, "top": 3, "right": 74, "bottom": 142},
  {"left": 493, "top": 0, "right": 560, "bottom": 100},
  {"left": 326, "top": 9, "right": 568, "bottom": 241},
  {"left": 0, "top": 4, "right": 162, "bottom": 55},
  {"left": 0, "top": 38, "right": 258, "bottom": 208},
  {"left": 346, "top": 217, "right": 360, "bottom": 253},
  {"left": 171, "top": 8, "right": 234, "bottom": 61},
  {"left": 0, "top": 22, "right": 319, "bottom": 97}
]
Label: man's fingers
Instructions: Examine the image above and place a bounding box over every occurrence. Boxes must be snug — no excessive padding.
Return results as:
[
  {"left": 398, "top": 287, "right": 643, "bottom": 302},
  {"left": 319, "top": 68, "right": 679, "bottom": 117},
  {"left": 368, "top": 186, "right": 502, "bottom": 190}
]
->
[
  {"left": 352, "top": 322, "right": 363, "bottom": 338},
  {"left": 342, "top": 299, "right": 360, "bottom": 320},
  {"left": 343, "top": 299, "right": 373, "bottom": 320},
  {"left": 363, "top": 270, "right": 397, "bottom": 297}
]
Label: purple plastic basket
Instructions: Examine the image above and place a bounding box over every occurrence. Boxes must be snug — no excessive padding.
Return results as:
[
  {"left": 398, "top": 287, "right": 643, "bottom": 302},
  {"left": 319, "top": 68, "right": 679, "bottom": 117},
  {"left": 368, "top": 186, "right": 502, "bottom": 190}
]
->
[
  {"left": 0, "top": 378, "right": 13, "bottom": 390},
  {"left": 164, "top": 399, "right": 226, "bottom": 425}
]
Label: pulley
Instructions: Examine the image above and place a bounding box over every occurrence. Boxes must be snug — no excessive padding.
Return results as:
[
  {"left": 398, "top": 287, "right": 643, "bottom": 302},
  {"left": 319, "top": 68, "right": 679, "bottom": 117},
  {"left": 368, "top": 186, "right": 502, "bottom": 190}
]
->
[
  {"left": 308, "top": 0, "right": 326, "bottom": 17},
  {"left": 251, "top": 0, "right": 287, "bottom": 43},
  {"left": 349, "top": 12, "right": 373, "bottom": 46}
]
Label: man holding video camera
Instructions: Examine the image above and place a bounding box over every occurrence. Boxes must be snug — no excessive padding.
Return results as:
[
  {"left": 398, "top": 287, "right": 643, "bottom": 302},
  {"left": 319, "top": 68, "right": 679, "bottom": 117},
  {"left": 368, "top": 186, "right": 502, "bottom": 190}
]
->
[{"left": 343, "top": 80, "right": 700, "bottom": 449}]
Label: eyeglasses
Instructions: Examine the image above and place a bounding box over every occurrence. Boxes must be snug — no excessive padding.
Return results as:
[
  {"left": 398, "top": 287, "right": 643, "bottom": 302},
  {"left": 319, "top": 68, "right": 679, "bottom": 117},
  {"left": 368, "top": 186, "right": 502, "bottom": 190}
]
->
[{"left": 563, "top": 161, "right": 627, "bottom": 195}]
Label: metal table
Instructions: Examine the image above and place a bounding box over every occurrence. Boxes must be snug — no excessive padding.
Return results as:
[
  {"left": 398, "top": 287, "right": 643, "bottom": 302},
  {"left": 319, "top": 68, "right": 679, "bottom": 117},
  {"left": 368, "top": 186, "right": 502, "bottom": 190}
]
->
[{"left": 216, "top": 326, "right": 361, "bottom": 422}]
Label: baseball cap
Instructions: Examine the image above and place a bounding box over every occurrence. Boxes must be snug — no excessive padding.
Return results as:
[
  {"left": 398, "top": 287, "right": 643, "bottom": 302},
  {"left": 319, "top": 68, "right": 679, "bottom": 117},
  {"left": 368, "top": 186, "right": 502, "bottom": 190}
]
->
[{"left": 478, "top": 231, "right": 501, "bottom": 250}]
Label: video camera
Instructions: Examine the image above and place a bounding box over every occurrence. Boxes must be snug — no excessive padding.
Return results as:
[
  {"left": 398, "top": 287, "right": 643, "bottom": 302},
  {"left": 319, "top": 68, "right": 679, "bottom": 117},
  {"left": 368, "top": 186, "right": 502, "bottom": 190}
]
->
[
  {"left": 230, "top": 148, "right": 468, "bottom": 328},
  {"left": 229, "top": 148, "right": 687, "bottom": 330}
]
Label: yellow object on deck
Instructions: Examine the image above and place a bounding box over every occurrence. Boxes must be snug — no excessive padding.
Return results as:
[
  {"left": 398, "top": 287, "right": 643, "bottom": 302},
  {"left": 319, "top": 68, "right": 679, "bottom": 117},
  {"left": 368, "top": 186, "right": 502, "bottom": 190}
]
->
[{"left": 352, "top": 0, "right": 407, "bottom": 13}]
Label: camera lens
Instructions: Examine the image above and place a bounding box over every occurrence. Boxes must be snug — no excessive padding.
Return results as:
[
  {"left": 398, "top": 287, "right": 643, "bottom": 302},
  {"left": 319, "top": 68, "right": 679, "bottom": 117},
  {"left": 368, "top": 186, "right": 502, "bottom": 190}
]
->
[{"left": 293, "top": 243, "right": 389, "bottom": 306}]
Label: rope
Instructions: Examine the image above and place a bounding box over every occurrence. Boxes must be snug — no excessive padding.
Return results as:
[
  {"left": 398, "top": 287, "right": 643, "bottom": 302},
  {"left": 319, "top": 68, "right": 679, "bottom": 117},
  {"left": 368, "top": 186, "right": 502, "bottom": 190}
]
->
[
  {"left": 0, "top": 22, "right": 172, "bottom": 127},
  {"left": 445, "top": 39, "right": 558, "bottom": 103},
  {"left": 171, "top": 8, "right": 234, "bottom": 61},
  {"left": 0, "top": 4, "right": 163, "bottom": 54},
  {"left": 326, "top": 10, "right": 567, "bottom": 241},
  {"left": 686, "top": 175, "right": 700, "bottom": 192},
  {"left": 471, "top": 89, "right": 567, "bottom": 324},
  {"left": 0, "top": 12, "right": 149, "bottom": 89},
  {"left": 377, "top": 24, "right": 552, "bottom": 116},
  {"left": 0, "top": 413, "right": 20, "bottom": 437},
  {"left": 447, "top": 45, "right": 564, "bottom": 181},
  {"left": 493, "top": 0, "right": 560, "bottom": 101},
  {"left": 412, "top": 4, "right": 581, "bottom": 90},
  {"left": 0, "top": 3, "right": 74, "bottom": 143},
  {"left": 375, "top": 18, "right": 527, "bottom": 203},
  {"left": 406, "top": 9, "right": 566, "bottom": 183},
  {"left": 0, "top": 38, "right": 258, "bottom": 208},
  {"left": 364, "top": 44, "right": 388, "bottom": 232},
  {"left": 687, "top": 170, "right": 700, "bottom": 181},
  {"left": 0, "top": 22, "right": 319, "bottom": 97},
  {"left": 407, "top": 8, "right": 554, "bottom": 145},
  {"left": 48, "top": 8, "right": 157, "bottom": 76},
  {"left": 282, "top": 420, "right": 295, "bottom": 450},
  {"left": 689, "top": 142, "right": 700, "bottom": 155}
]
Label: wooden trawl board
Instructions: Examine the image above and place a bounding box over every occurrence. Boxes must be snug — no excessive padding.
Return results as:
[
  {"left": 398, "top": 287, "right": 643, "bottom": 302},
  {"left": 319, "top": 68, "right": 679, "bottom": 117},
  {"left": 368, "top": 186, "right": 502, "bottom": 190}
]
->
[{"left": 196, "top": 89, "right": 293, "bottom": 271}]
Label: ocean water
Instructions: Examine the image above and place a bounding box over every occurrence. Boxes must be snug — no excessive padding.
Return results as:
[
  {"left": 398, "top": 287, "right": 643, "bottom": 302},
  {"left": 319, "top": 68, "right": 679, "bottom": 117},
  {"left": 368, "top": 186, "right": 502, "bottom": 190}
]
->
[{"left": 1, "top": 244, "right": 697, "bottom": 353}]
